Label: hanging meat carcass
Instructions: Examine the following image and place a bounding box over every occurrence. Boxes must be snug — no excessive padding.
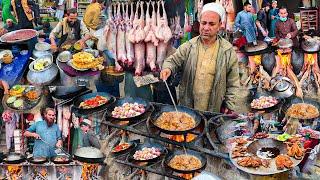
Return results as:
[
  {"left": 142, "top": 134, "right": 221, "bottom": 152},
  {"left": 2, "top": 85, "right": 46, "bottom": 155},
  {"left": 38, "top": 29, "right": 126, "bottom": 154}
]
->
[
  {"left": 125, "top": 2, "right": 135, "bottom": 66},
  {"left": 105, "top": 3, "right": 123, "bottom": 72},
  {"left": 173, "top": 14, "right": 184, "bottom": 40},
  {"left": 144, "top": 1, "right": 158, "bottom": 72},
  {"left": 133, "top": 1, "right": 146, "bottom": 76},
  {"left": 116, "top": 2, "right": 127, "bottom": 64},
  {"left": 219, "top": 0, "right": 235, "bottom": 31},
  {"left": 156, "top": 0, "right": 173, "bottom": 69}
]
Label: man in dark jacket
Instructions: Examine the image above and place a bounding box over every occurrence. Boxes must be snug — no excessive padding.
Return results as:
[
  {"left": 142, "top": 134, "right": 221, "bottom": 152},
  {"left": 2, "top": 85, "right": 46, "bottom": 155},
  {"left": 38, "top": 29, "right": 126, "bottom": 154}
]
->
[
  {"left": 275, "top": 6, "right": 299, "bottom": 47},
  {"left": 256, "top": 2, "right": 270, "bottom": 41}
]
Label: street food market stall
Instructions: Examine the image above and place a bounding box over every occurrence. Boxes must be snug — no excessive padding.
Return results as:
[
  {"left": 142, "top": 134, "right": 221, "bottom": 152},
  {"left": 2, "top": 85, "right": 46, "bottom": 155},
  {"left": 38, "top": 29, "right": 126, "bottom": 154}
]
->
[{"left": 1, "top": 0, "right": 320, "bottom": 179}]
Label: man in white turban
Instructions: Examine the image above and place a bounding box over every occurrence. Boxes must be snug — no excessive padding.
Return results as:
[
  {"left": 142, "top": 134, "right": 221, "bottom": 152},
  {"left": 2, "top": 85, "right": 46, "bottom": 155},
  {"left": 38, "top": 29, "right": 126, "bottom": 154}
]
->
[{"left": 160, "top": 3, "right": 240, "bottom": 114}]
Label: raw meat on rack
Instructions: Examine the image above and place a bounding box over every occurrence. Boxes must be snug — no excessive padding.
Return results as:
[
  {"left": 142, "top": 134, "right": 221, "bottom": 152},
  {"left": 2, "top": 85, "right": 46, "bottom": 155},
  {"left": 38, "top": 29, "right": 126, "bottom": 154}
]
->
[
  {"left": 125, "top": 2, "right": 135, "bottom": 66},
  {"left": 156, "top": 0, "right": 172, "bottom": 68},
  {"left": 134, "top": 1, "right": 146, "bottom": 76},
  {"left": 144, "top": 1, "right": 158, "bottom": 72},
  {"left": 116, "top": 2, "right": 127, "bottom": 64}
]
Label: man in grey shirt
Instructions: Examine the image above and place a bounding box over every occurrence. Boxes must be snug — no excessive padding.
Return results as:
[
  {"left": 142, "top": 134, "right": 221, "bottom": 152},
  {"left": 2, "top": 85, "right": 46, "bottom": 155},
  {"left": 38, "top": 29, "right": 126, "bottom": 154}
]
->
[{"left": 80, "top": 119, "right": 101, "bottom": 149}]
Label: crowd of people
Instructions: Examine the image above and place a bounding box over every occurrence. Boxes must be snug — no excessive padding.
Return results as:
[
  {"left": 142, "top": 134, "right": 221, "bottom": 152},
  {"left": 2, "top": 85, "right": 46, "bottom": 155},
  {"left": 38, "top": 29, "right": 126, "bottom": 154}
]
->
[{"left": 234, "top": 0, "right": 299, "bottom": 47}]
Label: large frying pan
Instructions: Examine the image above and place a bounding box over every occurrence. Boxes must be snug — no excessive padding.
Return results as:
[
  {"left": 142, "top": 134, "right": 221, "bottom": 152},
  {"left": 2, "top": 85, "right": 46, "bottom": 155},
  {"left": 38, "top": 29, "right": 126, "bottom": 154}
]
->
[
  {"left": 51, "top": 155, "right": 72, "bottom": 164},
  {"left": 72, "top": 92, "right": 115, "bottom": 114},
  {"left": 281, "top": 96, "right": 320, "bottom": 120},
  {"left": 74, "top": 147, "right": 106, "bottom": 164},
  {"left": 128, "top": 141, "right": 167, "bottom": 163},
  {"left": 3, "top": 153, "right": 25, "bottom": 164},
  {"left": 27, "top": 156, "right": 48, "bottom": 164},
  {"left": 110, "top": 140, "right": 139, "bottom": 156},
  {"left": 249, "top": 89, "right": 284, "bottom": 113},
  {"left": 105, "top": 97, "right": 151, "bottom": 121},
  {"left": 51, "top": 86, "right": 90, "bottom": 100},
  {"left": 164, "top": 149, "right": 207, "bottom": 174},
  {"left": 150, "top": 105, "right": 202, "bottom": 135}
]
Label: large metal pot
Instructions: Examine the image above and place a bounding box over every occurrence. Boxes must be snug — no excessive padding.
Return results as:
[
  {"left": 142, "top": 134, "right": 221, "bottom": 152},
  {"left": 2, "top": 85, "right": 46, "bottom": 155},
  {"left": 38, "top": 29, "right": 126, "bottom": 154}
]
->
[
  {"left": 32, "top": 49, "right": 51, "bottom": 59},
  {"left": 270, "top": 76, "right": 295, "bottom": 99},
  {"left": 74, "top": 147, "right": 105, "bottom": 163},
  {"left": 27, "top": 55, "right": 58, "bottom": 85},
  {"left": 301, "top": 38, "right": 320, "bottom": 53},
  {"left": 278, "top": 38, "right": 293, "bottom": 49},
  {"left": 244, "top": 40, "right": 268, "bottom": 53}
]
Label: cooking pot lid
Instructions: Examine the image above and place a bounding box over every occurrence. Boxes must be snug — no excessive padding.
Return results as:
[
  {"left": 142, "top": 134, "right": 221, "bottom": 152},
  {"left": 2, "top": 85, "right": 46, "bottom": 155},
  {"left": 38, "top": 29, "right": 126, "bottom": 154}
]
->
[
  {"left": 301, "top": 39, "right": 320, "bottom": 52},
  {"left": 275, "top": 80, "right": 291, "bottom": 91},
  {"left": 278, "top": 38, "right": 293, "bottom": 49},
  {"left": 244, "top": 40, "right": 268, "bottom": 53}
]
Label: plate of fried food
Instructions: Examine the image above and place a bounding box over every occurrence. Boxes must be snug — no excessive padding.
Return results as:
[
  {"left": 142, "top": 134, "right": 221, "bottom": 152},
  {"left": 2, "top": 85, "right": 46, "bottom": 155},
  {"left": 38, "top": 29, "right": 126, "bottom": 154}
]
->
[
  {"left": 286, "top": 103, "right": 319, "bottom": 119},
  {"left": 229, "top": 137, "right": 304, "bottom": 175},
  {"left": 69, "top": 52, "right": 104, "bottom": 71}
]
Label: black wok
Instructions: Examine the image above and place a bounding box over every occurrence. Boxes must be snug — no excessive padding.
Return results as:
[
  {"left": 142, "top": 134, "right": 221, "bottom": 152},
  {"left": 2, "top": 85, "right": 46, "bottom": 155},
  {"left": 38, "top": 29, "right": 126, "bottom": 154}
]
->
[
  {"left": 51, "top": 155, "right": 72, "bottom": 164},
  {"left": 150, "top": 105, "right": 202, "bottom": 135},
  {"left": 249, "top": 88, "right": 283, "bottom": 113},
  {"left": 73, "top": 92, "right": 115, "bottom": 114},
  {"left": 27, "top": 156, "right": 48, "bottom": 164},
  {"left": 51, "top": 86, "right": 90, "bottom": 100},
  {"left": 111, "top": 140, "right": 138, "bottom": 156},
  {"left": 3, "top": 153, "right": 25, "bottom": 164},
  {"left": 74, "top": 147, "right": 106, "bottom": 164},
  {"left": 106, "top": 96, "right": 151, "bottom": 121},
  {"left": 281, "top": 96, "right": 320, "bottom": 120},
  {"left": 164, "top": 149, "right": 207, "bottom": 174},
  {"left": 128, "top": 141, "right": 167, "bottom": 163}
]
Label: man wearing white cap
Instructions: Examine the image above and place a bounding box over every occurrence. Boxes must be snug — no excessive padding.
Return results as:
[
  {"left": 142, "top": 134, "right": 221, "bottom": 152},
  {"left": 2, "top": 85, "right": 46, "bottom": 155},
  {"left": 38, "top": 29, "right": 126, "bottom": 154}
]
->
[
  {"left": 160, "top": 3, "right": 240, "bottom": 114},
  {"left": 79, "top": 119, "right": 101, "bottom": 149}
]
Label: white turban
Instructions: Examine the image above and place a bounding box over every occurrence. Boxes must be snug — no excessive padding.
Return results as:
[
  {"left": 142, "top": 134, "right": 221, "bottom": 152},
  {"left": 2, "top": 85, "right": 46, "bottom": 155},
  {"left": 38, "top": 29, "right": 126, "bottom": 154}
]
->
[{"left": 201, "top": 3, "right": 226, "bottom": 22}]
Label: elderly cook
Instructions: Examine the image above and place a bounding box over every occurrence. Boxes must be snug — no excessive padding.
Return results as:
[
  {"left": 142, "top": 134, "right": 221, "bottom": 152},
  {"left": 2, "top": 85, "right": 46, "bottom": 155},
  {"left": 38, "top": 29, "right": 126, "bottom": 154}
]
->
[{"left": 160, "top": 3, "right": 240, "bottom": 113}]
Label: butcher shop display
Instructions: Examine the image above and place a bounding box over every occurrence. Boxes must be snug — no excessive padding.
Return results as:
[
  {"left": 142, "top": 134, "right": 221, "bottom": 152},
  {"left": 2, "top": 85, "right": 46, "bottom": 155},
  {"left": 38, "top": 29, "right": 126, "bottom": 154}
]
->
[
  {"left": 104, "top": 1, "right": 172, "bottom": 75},
  {"left": 0, "top": 29, "right": 37, "bottom": 43}
]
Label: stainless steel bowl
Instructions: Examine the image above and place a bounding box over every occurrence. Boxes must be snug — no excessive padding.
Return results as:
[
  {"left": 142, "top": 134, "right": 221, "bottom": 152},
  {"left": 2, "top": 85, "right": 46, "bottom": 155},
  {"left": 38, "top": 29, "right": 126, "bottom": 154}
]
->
[
  {"left": 57, "top": 51, "right": 72, "bottom": 62},
  {"left": 35, "top": 42, "right": 51, "bottom": 51},
  {"left": 29, "top": 54, "right": 53, "bottom": 72},
  {"left": 32, "top": 50, "right": 51, "bottom": 59},
  {"left": 278, "top": 38, "right": 293, "bottom": 49},
  {"left": 301, "top": 38, "right": 320, "bottom": 52}
]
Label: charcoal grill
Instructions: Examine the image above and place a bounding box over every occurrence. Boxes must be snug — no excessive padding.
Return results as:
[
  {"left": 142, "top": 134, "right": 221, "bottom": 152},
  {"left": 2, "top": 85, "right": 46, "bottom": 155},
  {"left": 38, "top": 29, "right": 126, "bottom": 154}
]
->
[{"left": 102, "top": 103, "right": 228, "bottom": 179}]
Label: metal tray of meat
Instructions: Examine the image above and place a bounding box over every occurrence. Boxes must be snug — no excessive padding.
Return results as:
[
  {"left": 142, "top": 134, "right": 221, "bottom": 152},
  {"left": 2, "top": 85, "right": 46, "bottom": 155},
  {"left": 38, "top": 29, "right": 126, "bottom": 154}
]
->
[{"left": 0, "top": 29, "right": 38, "bottom": 43}]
